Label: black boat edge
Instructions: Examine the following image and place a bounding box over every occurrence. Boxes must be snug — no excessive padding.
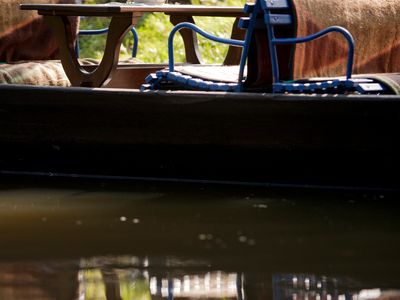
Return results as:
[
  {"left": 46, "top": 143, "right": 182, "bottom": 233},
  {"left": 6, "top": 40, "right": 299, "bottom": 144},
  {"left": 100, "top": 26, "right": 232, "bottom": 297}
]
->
[{"left": 1, "top": 84, "right": 400, "bottom": 190}]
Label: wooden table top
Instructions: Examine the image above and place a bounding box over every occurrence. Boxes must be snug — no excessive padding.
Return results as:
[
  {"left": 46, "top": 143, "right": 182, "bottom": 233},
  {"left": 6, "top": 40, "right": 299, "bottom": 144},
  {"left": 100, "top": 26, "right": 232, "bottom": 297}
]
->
[{"left": 20, "top": 3, "right": 244, "bottom": 16}]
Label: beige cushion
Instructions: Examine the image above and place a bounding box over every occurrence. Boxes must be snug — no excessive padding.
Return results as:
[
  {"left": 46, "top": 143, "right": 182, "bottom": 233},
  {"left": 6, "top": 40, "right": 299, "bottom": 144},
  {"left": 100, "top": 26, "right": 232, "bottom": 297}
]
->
[
  {"left": 0, "top": 58, "right": 143, "bottom": 86},
  {"left": 0, "top": 60, "right": 70, "bottom": 86}
]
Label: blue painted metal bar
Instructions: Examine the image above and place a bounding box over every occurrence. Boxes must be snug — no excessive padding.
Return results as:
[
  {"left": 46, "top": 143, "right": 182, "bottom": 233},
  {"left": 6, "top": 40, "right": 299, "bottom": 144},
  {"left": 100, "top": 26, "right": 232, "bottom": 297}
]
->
[
  {"left": 261, "top": 0, "right": 290, "bottom": 9},
  {"left": 272, "top": 26, "right": 355, "bottom": 80},
  {"left": 131, "top": 27, "right": 139, "bottom": 57},
  {"left": 76, "top": 27, "right": 139, "bottom": 58},
  {"left": 168, "top": 22, "right": 245, "bottom": 71},
  {"left": 78, "top": 28, "right": 109, "bottom": 35},
  {"left": 237, "top": 0, "right": 261, "bottom": 91},
  {"left": 243, "top": 3, "right": 255, "bottom": 13},
  {"left": 267, "top": 14, "right": 292, "bottom": 25}
]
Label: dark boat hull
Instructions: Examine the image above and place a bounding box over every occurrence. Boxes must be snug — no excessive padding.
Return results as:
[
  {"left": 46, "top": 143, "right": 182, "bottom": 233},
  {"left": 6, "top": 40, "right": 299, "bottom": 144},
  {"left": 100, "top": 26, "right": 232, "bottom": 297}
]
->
[{"left": 1, "top": 84, "right": 400, "bottom": 189}]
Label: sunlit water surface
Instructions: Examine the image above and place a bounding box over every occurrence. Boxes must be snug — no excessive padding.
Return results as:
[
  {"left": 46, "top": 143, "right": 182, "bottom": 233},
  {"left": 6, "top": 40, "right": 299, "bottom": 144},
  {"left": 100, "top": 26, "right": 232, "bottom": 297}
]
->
[{"left": 0, "top": 176, "right": 399, "bottom": 300}]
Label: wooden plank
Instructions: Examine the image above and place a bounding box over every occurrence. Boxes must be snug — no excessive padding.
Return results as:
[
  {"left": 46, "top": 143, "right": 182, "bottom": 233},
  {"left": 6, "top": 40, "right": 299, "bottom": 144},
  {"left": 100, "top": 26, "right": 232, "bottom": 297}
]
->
[
  {"left": 21, "top": 4, "right": 125, "bottom": 15},
  {"left": 121, "top": 4, "right": 244, "bottom": 15},
  {"left": 99, "top": 63, "right": 167, "bottom": 88},
  {"left": 21, "top": 4, "right": 244, "bottom": 16}
]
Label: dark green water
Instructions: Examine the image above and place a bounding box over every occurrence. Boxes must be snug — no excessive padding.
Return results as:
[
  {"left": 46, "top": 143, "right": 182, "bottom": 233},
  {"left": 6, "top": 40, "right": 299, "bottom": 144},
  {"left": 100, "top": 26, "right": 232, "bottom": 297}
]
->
[{"left": 0, "top": 176, "right": 399, "bottom": 300}]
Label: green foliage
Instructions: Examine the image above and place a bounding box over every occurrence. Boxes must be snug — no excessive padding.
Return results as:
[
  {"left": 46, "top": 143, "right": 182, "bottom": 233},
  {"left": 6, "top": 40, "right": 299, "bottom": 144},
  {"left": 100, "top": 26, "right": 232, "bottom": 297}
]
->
[
  {"left": 78, "top": 269, "right": 152, "bottom": 300},
  {"left": 119, "top": 275, "right": 152, "bottom": 300},
  {"left": 190, "top": 16, "right": 235, "bottom": 64},
  {"left": 135, "top": 13, "right": 179, "bottom": 63},
  {"left": 78, "top": 0, "right": 244, "bottom": 63}
]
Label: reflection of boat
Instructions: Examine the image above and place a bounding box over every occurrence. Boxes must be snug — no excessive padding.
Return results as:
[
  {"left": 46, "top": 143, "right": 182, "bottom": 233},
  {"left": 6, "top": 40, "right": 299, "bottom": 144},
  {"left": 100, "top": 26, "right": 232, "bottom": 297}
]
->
[
  {"left": 0, "top": 179, "right": 399, "bottom": 299},
  {"left": 0, "top": 257, "right": 397, "bottom": 300},
  {"left": 1, "top": 83, "right": 400, "bottom": 189},
  {"left": 147, "top": 271, "right": 240, "bottom": 299}
]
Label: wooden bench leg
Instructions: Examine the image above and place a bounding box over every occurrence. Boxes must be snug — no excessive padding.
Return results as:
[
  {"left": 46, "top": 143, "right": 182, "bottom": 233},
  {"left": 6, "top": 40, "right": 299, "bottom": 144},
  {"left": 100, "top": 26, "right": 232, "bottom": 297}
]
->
[{"left": 44, "top": 14, "right": 134, "bottom": 87}]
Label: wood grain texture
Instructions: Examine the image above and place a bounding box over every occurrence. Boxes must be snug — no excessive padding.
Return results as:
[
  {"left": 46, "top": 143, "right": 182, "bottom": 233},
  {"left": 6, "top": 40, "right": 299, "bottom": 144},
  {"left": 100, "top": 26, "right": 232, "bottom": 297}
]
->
[{"left": 20, "top": 4, "right": 244, "bottom": 16}]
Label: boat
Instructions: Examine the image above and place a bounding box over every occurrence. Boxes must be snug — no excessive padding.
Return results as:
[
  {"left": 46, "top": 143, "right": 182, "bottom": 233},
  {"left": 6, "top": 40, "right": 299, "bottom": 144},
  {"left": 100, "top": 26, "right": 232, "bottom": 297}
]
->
[
  {"left": 1, "top": 0, "right": 400, "bottom": 190},
  {"left": 1, "top": 82, "right": 400, "bottom": 190}
]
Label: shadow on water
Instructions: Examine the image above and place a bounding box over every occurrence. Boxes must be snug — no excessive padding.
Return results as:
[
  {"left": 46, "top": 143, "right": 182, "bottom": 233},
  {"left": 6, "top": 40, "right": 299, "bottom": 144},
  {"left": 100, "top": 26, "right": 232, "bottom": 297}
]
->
[{"left": 0, "top": 174, "right": 399, "bottom": 299}]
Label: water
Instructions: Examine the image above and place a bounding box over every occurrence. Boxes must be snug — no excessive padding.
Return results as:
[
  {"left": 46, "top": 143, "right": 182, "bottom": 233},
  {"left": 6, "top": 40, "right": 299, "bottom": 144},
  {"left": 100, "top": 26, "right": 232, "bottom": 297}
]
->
[{"left": 0, "top": 175, "right": 399, "bottom": 300}]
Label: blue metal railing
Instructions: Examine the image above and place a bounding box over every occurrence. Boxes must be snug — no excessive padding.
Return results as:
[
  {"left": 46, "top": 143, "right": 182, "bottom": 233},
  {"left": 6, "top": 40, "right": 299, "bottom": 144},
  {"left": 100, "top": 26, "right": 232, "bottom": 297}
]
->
[
  {"left": 146, "top": 0, "right": 357, "bottom": 94},
  {"left": 167, "top": 22, "right": 245, "bottom": 72},
  {"left": 75, "top": 26, "right": 139, "bottom": 58},
  {"left": 269, "top": 26, "right": 354, "bottom": 83}
]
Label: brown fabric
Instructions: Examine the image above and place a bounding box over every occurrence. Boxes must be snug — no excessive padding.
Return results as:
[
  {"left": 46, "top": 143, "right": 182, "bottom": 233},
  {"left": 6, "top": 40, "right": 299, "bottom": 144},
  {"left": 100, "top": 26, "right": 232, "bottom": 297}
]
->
[
  {"left": 0, "top": 0, "right": 79, "bottom": 62},
  {"left": 292, "top": 0, "right": 400, "bottom": 79}
]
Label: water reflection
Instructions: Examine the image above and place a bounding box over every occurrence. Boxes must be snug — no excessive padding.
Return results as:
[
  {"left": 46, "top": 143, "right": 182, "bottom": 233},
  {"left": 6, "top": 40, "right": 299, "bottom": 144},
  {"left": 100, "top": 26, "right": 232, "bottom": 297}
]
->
[
  {"left": 0, "top": 176, "right": 399, "bottom": 299},
  {"left": 0, "top": 257, "right": 398, "bottom": 300}
]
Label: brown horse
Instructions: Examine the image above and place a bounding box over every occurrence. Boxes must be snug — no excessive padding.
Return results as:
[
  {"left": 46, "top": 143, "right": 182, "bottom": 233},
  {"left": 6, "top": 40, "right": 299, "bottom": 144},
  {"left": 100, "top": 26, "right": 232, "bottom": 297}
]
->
[{"left": 0, "top": 0, "right": 79, "bottom": 62}]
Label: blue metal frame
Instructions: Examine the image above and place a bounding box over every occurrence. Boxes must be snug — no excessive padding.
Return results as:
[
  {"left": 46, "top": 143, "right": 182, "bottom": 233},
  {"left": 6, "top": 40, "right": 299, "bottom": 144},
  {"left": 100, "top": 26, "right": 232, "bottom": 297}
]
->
[
  {"left": 257, "top": 0, "right": 354, "bottom": 85},
  {"left": 76, "top": 27, "right": 139, "bottom": 58},
  {"left": 271, "top": 27, "right": 354, "bottom": 80},
  {"left": 236, "top": 4, "right": 259, "bottom": 91},
  {"left": 150, "top": 0, "right": 357, "bottom": 93}
]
